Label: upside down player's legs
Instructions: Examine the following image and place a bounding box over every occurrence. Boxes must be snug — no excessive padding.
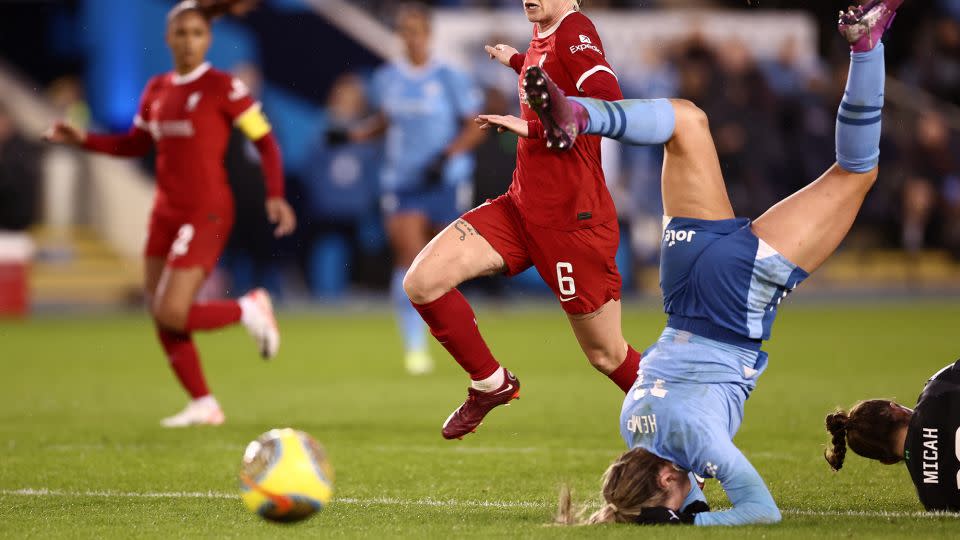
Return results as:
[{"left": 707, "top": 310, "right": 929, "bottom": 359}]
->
[
  {"left": 660, "top": 100, "right": 736, "bottom": 222},
  {"left": 569, "top": 97, "right": 734, "bottom": 222},
  {"left": 752, "top": 43, "right": 886, "bottom": 274}
]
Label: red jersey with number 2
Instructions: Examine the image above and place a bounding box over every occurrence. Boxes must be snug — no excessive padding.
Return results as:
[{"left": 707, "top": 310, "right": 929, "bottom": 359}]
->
[
  {"left": 135, "top": 63, "right": 258, "bottom": 217},
  {"left": 511, "top": 11, "right": 620, "bottom": 231}
]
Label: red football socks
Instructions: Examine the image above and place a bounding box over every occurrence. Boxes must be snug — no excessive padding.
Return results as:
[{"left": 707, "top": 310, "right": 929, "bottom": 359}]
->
[
  {"left": 185, "top": 300, "right": 242, "bottom": 332},
  {"left": 156, "top": 328, "right": 210, "bottom": 399},
  {"left": 412, "top": 289, "right": 501, "bottom": 381},
  {"left": 608, "top": 345, "right": 641, "bottom": 393}
]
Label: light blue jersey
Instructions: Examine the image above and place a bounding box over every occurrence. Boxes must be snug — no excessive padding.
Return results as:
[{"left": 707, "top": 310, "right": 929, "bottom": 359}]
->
[
  {"left": 621, "top": 330, "right": 781, "bottom": 526},
  {"left": 616, "top": 217, "right": 805, "bottom": 526},
  {"left": 369, "top": 60, "right": 482, "bottom": 194}
]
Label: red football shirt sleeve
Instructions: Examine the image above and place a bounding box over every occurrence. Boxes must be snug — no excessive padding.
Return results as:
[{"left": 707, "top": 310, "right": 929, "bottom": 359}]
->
[
  {"left": 218, "top": 76, "right": 285, "bottom": 198},
  {"left": 220, "top": 76, "right": 273, "bottom": 142},
  {"left": 509, "top": 52, "right": 526, "bottom": 74},
  {"left": 83, "top": 128, "right": 153, "bottom": 157},
  {"left": 556, "top": 18, "right": 619, "bottom": 95},
  {"left": 83, "top": 78, "right": 155, "bottom": 156},
  {"left": 252, "top": 133, "right": 285, "bottom": 199},
  {"left": 220, "top": 77, "right": 258, "bottom": 122},
  {"left": 579, "top": 70, "right": 622, "bottom": 101}
]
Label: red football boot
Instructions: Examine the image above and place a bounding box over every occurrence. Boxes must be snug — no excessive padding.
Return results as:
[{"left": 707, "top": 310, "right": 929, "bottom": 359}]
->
[{"left": 441, "top": 369, "right": 521, "bottom": 440}]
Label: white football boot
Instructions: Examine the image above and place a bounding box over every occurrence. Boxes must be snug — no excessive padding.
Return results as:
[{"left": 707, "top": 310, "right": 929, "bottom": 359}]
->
[
  {"left": 161, "top": 396, "right": 225, "bottom": 428},
  {"left": 239, "top": 288, "right": 280, "bottom": 360}
]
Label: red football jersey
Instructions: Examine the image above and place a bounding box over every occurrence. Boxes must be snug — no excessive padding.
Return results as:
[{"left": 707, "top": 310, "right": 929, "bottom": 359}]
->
[
  {"left": 134, "top": 63, "right": 258, "bottom": 216},
  {"left": 511, "top": 11, "right": 620, "bottom": 231}
]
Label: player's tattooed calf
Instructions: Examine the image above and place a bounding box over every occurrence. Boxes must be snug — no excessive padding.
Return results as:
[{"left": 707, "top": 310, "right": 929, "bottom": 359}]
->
[{"left": 454, "top": 219, "right": 477, "bottom": 241}]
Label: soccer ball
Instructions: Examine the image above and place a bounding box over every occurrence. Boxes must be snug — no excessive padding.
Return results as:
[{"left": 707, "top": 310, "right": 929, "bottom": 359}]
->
[{"left": 239, "top": 428, "right": 334, "bottom": 523}]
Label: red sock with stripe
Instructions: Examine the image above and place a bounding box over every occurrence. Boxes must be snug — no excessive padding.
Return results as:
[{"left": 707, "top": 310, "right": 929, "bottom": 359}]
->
[
  {"left": 412, "top": 289, "right": 501, "bottom": 381},
  {"left": 608, "top": 345, "right": 641, "bottom": 393},
  {"left": 156, "top": 328, "right": 210, "bottom": 399}
]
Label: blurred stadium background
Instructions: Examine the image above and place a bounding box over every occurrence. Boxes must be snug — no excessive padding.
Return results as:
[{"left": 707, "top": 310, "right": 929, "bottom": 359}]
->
[{"left": 0, "top": 0, "right": 958, "bottom": 313}]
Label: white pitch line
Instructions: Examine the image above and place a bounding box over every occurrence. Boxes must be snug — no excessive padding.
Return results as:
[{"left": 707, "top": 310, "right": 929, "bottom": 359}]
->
[
  {"left": 2, "top": 489, "right": 959, "bottom": 519},
  {"left": 783, "top": 509, "right": 960, "bottom": 519},
  {"left": 1, "top": 488, "right": 236, "bottom": 500},
  {"left": 0, "top": 489, "right": 546, "bottom": 509}
]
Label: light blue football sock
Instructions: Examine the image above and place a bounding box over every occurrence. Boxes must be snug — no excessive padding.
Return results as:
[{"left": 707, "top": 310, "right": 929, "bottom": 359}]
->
[
  {"left": 836, "top": 43, "right": 885, "bottom": 173},
  {"left": 391, "top": 267, "right": 427, "bottom": 353},
  {"left": 570, "top": 97, "right": 676, "bottom": 146}
]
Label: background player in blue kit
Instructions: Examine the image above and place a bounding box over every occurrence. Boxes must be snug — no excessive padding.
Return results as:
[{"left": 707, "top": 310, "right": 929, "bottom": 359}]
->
[
  {"left": 531, "top": 0, "right": 904, "bottom": 526},
  {"left": 338, "top": 3, "right": 485, "bottom": 375}
]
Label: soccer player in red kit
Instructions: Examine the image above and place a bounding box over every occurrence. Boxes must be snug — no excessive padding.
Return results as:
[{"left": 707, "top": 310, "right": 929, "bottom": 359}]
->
[
  {"left": 403, "top": 0, "right": 642, "bottom": 439},
  {"left": 44, "top": 0, "right": 296, "bottom": 427}
]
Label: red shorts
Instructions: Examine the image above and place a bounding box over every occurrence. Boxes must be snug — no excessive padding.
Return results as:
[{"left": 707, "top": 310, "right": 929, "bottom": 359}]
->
[
  {"left": 144, "top": 208, "right": 234, "bottom": 273},
  {"left": 462, "top": 195, "right": 622, "bottom": 315}
]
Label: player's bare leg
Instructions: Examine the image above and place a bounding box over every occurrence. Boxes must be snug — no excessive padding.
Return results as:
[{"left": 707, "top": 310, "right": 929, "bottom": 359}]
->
[
  {"left": 568, "top": 299, "right": 628, "bottom": 375},
  {"left": 152, "top": 262, "right": 281, "bottom": 427},
  {"left": 152, "top": 266, "right": 224, "bottom": 427},
  {"left": 154, "top": 265, "right": 279, "bottom": 358},
  {"left": 144, "top": 256, "right": 166, "bottom": 308},
  {"left": 152, "top": 266, "right": 209, "bottom": 332},
  {"left": 752, "top": 165, "right": 877, "bottom": 273},
  {"left": 753, "top": 0, "right": 898, "bottom": 273},
  {"left": 404, "top": 218, "right": 506, "bottom": 304},
  {"left": 404, "top": 218, "right": 520, "bottom": 439},
  {"left": 386, "top": 212, "right": 434, "bottom": 375},
  {"left": 145, "top": 257, "right": 220, "bottom": 426},
  {"left": 659, "top": 100, "right": 735, "bottom": 221}
]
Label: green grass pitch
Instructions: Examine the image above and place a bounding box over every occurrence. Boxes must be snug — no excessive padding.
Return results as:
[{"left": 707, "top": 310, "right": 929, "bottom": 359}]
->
[{"left": 2, "top": 301, "right": 960, "bottom": 538}]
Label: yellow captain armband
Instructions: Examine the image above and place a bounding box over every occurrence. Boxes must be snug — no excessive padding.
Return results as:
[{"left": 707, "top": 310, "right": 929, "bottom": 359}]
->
[{"left": 235, "top": 103, "right": 272, "bottom": 141}]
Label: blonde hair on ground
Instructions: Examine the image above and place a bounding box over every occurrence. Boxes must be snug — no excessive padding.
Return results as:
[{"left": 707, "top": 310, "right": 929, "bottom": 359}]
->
[{"left": 556, "top": 448, "right": 672, "bottom": 526}]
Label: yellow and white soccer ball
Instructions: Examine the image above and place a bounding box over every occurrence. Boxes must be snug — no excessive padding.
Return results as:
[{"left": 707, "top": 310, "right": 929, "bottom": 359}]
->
[{"left": 239, "top": 428, "right": 334, "bottom": 523}]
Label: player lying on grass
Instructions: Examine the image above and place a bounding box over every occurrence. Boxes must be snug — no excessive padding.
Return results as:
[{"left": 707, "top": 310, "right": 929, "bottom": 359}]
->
[
  {"left": 825, "top": 358, "right": 960, "bottom": 512},
  {"left": 44, "top": 0, "right": 296, "bottom": 427},
  {"left": 482, "top": 0, "right": 901, "bottom": 526}
]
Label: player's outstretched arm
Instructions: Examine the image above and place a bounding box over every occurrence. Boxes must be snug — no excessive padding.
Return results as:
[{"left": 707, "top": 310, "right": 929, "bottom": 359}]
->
[
  {"left": 44, "top": 121, "right": 153, "bottom": 157},
  {"left": 485, "top": 43, "right": 522, "bottom": 73},
  {"left": 693, "top": 442, "right": 781, "bottom": 527}
]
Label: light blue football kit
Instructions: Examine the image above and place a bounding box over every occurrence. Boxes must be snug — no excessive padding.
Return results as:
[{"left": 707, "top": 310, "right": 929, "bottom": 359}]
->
[
  {"left": 369, "top": 60, "right": 482, "bottom": 360},
  {"left": 620, "top": 217, "right": 806, "bottom": 526},
  {"left": 573, "top": 43, "right": 888, "bottom": 526},
  {"left": 369, "top": 60, "right": 482, "bottom": 224}
]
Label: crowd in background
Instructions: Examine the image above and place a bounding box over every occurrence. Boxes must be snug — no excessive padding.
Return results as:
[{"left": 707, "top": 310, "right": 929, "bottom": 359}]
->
[{"left": 1, "top": 1, "right": 959, "bottom": 300}]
